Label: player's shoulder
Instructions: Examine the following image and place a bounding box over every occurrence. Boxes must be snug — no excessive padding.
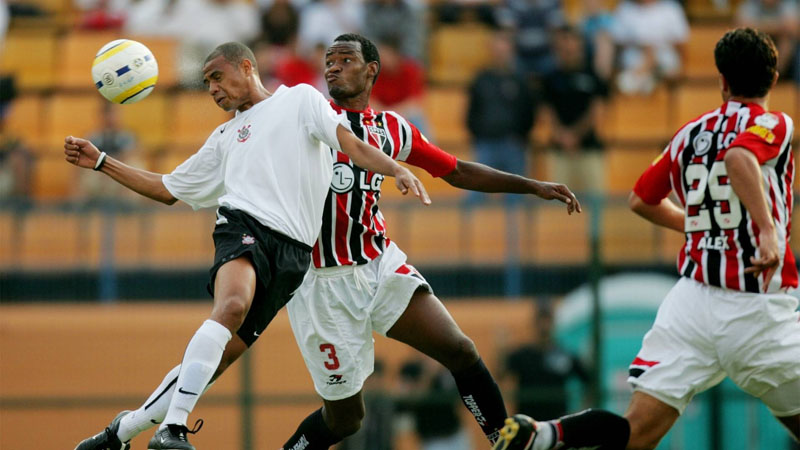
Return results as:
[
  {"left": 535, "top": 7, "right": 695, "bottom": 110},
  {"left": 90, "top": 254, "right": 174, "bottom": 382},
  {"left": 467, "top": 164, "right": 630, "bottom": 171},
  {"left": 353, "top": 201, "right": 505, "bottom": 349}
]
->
[
  {"left": 743, "top": 105, "right": 792, "bottom": 143},
  {"left": 285, "top": 83, "right": 320, "bottom": 96},
  {"left": 668, "top": 106, "right": 721, "bottom": 151}
]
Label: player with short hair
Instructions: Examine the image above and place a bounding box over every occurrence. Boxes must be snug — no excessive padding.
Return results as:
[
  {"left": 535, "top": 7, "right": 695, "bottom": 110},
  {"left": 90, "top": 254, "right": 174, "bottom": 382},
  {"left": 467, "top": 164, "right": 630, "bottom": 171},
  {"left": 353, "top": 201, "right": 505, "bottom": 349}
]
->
[
  {"left": 72, "top": 34, "right": 578, "bottom": 450},
  {"left": 69, "top": 41, "right": 429, "bottom": 450},
  {"left": 278, "top": 33, "right": 580, "bottom": 450},
  {"left": 492, "top": 27, "right": 799, "bottom": 450}
]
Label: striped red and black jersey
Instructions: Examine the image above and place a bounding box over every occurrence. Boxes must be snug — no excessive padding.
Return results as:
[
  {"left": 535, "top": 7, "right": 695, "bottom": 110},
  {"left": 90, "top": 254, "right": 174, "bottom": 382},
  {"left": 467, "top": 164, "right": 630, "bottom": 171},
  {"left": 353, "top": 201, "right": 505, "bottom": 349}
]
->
[
  {"left": 311, "top": 102, "right": 458, "bottom": 268},
  {"left": 634, "top": 101, "right": 797, "bottom": 293}
]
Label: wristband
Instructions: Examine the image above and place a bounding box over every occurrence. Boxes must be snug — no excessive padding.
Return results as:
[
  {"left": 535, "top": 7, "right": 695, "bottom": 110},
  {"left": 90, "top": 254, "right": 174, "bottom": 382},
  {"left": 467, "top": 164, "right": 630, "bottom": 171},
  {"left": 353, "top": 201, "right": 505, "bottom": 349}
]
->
[{"left": 94, "top": 152, "right": 107, "bottom": 171}]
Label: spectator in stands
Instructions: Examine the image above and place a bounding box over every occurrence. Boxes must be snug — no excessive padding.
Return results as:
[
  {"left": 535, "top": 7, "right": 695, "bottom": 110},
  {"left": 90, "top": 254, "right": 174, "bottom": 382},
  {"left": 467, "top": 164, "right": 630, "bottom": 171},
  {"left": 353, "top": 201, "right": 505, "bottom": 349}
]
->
[
  {"left": 79, "top": 101, "right": 140, "bottom": 204},
  {"left": 130, "top": 0, "right": 260, "bottom": 88},
  {"left": 542, "top": 25, "right": 609, "bottom": 196},
  {"left": 274, "top": 40, "right": 327, "bottom": 92},
  {"left": 123, "top": 0, "right": 179, "bottom": 37},
  {"left": 466, "top": 29, "right": 536, "bottom": 205},
  {"left": 297, "top": 0, "right": 363, "bottom": 53},
  {"left": 579, "top": 0, "right": 615, "bottom": 80},
  {"left": 433, "top": 0, "right": 498, "bottom": 27},
  {"left": 396, "top": 357, "right": 471, "bottom": 450},
  {"left": 1, "top": 0, "right": 10, "bottom": 48},
  {"left": 500, "top": 302, "right": 589, "bottom": 420},
  {"left": 363, "top": 0, "right": 425, "bottom": 61},
  {"left": 258, "top": 0, "right": 300, "bottom": 47},
  {"left": 611, "top": 0, "right": 689, "bottom": 94},
  {"left": 74, "top": 0, "right": 126, "bottom": 29},
  {"left": 0, "top": 76, "right": 34, "bottom": 204},
  {"left": 736, "top": 0, "right": 800, "bottom": 83},
  {"left": 371, "top": 35, "right": 430, "bottom": 135},
  {"left": 497, "top": 0, "right": 567, "bottom": 78}
]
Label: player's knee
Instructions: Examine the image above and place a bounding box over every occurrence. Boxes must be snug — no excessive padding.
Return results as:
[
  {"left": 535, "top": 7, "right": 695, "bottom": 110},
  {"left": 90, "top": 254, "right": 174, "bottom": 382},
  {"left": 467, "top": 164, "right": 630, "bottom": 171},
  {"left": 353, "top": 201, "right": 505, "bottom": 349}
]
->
[
  {"left": 326, "top": 410, "right": 364, "bottom": 438},
  {"left": 443, "top": 334, "right": 479, "bottom": 372},
  {"left": 625, "top": 418, "right": 661, "bottom": 450},
  {"left": 213, "top": 295, "right": 249, "bottom": 328}
]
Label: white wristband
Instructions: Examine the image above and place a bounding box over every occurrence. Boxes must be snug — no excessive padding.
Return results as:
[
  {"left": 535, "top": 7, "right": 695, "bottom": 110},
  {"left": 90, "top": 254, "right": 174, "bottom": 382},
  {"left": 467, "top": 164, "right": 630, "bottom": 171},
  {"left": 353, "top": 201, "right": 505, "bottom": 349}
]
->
[{"left": 93, "top": 152, "right": 107, "bottom": 171}]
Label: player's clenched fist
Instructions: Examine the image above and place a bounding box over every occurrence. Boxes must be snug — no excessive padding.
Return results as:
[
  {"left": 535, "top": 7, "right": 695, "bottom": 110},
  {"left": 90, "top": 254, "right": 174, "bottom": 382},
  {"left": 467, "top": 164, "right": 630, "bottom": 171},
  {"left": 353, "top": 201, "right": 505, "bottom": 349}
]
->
[{"left": 64, "top": 136, "right": 102, "bottom": 170}]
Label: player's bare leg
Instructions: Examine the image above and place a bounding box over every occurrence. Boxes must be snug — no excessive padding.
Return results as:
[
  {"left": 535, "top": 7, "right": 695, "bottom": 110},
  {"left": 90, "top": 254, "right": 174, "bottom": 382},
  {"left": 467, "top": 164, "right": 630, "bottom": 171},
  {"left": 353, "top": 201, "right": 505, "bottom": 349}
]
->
[
  {"left": 75, "top": 336, "right": 249, "bottom": 450},
  {"left": 623, "top": 391, "right": 679, "bottom": 450},
  {"left": 386, "top": 288, "right": 508, "bottom": 443},
  {"left": 762, "top": 377, "right": 800, "bottom": 441},
  {"left": 776, "top": 415, "right": 800, "bottom": 441},
  {"left": 148, "top": 257, "right": 256, "bottom": 450},
  {"left": 75, "top": 260, "right": 255, "bottom": 450}
]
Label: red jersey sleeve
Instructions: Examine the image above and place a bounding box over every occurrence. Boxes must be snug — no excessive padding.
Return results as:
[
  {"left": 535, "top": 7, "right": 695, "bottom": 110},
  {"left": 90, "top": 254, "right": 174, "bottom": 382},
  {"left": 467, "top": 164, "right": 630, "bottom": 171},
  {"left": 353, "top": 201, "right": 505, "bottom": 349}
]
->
[
  {"left": 727, "top": 112, "right": 786, "bottom": 164},
  {"left": 403, "top": 122, "right": 457, "bottom": 178},
  {"left": 633, "top": 147, "right": 673, "bottom": 205}
]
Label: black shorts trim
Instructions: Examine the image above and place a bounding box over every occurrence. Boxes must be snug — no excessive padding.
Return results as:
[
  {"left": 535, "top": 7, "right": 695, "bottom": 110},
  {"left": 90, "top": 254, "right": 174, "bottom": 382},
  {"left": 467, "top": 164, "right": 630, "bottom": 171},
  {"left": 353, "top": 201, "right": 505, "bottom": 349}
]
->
[{"left": 209, "top": 207, "right": 311, "bottom": 347}]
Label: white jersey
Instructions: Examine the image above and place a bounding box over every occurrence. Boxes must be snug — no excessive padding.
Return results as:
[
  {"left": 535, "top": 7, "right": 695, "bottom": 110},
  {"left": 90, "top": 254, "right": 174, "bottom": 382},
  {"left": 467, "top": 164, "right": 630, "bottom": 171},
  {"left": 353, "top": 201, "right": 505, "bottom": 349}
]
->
[{"left": 163, "top": 84, "right": 345, "bottom": 246}]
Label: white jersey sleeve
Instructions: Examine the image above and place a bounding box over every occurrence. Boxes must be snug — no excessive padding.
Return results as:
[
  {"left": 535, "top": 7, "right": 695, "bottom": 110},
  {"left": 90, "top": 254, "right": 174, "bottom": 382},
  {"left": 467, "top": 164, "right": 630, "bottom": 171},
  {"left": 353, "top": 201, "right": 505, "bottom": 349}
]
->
[
  {"left": 162, "top": 126, "right": 226, "bottom": 210},
  {"left": 298, "top": 84, "right": 345, "bottom": 152}
]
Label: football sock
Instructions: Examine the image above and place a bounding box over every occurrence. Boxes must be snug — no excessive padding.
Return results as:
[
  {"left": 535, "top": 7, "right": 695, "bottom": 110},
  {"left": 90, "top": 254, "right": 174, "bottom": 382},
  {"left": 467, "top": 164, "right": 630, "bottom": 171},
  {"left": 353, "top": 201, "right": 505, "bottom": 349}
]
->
[
  {"left": 117, "top": 365, "right": 179, "bottom": 441},
  {"left": 162, "top": 319, "right": 231, "bottom": 428},
  {"left": 542, "top": 409, "right": 630, "bottom": 450},
  {"left": 117, "top": 365, "right": 215, "bottom": 441},
  {"left": 281, "top": 408, "right": 341, "bottom": 450},
  {"left": 451, "top": 357, "right": 509, "bottom": 444}
]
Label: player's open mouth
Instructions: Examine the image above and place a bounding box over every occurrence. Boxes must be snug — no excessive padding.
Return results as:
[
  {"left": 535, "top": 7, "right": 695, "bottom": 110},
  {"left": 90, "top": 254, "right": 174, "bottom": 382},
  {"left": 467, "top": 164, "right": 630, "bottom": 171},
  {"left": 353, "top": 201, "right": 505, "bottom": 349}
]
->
[{"left": 215, "top": 96, "right": 225, "bottom": 105}]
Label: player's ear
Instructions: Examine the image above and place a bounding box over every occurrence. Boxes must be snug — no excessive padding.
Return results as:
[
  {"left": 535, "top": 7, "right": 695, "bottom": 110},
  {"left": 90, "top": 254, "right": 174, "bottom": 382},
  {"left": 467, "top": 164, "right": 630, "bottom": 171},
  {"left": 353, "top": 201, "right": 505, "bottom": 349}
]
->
[
  {"left": 367, "top": 61, "right": 379, "bottom": 83},
  {"left": 241, "top": 58, "right": 253, "bottom": 76}
]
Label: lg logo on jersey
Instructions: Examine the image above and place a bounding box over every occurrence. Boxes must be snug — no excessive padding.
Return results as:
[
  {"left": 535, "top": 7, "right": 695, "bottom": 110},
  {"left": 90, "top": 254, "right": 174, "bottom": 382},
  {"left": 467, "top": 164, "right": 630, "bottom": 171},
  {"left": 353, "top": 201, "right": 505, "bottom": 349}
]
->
[{"left": 331, "top": 162, "right": 385, "bottom": 193}]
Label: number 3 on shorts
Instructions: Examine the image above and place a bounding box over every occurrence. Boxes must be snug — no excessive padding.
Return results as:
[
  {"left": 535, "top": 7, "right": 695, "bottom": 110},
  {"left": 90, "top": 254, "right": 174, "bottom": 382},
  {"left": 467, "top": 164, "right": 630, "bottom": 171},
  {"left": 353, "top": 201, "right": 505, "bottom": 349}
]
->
[{"left": 319, "top": 343, "right": 340, "bottom": 370}]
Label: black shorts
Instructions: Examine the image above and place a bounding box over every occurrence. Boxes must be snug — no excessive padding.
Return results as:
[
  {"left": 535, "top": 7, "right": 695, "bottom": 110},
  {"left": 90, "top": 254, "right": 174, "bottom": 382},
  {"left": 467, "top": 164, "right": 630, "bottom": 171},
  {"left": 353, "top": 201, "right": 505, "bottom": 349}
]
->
[{"left": 208, "top": 206, "right": 311, "bottom": 347}]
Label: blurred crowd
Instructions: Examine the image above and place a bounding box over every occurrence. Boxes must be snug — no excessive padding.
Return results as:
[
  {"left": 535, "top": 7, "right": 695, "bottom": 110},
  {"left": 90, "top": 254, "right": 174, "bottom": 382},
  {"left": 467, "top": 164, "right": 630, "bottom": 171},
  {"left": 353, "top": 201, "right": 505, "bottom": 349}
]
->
[{"left": 1, "top": 0, "right": 799, "bottom": 205}]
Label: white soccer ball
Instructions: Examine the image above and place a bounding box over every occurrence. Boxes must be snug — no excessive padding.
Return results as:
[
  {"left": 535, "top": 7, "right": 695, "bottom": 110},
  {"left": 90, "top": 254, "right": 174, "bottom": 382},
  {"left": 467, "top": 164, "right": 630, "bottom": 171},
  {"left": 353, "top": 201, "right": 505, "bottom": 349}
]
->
[{"left": 92, "top": 39, "right": 158, "bottom": 104}]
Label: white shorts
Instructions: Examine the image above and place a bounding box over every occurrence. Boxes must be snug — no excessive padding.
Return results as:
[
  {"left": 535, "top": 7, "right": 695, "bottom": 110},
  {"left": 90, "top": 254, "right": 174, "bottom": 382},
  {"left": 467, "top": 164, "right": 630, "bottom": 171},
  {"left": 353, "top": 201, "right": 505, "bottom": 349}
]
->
[
  {"left": 287, "top": 242, "right": 431, "bottom": 400},
  {"left": 628, "top": 277, "right": 800, "bottom": 416}
]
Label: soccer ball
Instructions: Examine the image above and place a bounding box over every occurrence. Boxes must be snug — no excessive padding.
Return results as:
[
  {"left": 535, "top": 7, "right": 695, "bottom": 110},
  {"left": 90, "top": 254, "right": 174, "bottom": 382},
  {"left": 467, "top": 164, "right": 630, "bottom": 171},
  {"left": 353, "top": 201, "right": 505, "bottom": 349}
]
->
[{"left": 92, "top": 39, "right": 158, "bottom": 104}]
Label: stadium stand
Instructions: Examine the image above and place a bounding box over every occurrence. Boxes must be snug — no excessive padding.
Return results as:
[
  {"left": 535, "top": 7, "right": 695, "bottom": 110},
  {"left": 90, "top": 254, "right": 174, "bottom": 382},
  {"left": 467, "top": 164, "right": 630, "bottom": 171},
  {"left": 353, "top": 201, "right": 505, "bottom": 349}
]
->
[
  {"left": 144, "top": 209, "right": 216, "bottom": 268},
  {"left": 168, "top": 91, "right": 233, "bottom": 149},
  {"left": 44, "top": 92, "right": 102, "bottom": 149},
  {"left": 31, "top": 155, "right": 78, "bottom": 200},
  {"left": 118, "top": 91, "right": 168, "bottom": 154},
  {"left": 0, "top": 30, "right": 58, "bottom": 90},
  {"left": 6, "top": 94, "right": 46, "bottom": 149},
  {"left": 427, "top": 24, "right": 493, "bottom": 85},
  {"left": 58, "top": 31, "right": 120, "bottom": 89},
  {"left": 523, "top": 204, "right": 590, "bottom": 263},
  {"left": 18, "top": 211, "right": 99, "bottom": 269}
]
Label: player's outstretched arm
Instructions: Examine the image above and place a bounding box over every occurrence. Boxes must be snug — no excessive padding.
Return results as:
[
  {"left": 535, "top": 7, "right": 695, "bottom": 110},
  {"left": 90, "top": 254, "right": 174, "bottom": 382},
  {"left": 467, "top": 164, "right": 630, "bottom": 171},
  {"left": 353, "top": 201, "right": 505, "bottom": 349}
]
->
[
  {"left": 335, "top": 126, "right": 430, "bottom": 205},
  {"left": 628, "top": 191, "right": 684, "bottom": 232},
  {"left": 724, "top": 146, "right": 779, "bottom": 288},
  {"left": 64, "top": 135, "right": 177, "bottom": 205},
  {"left": 441, "top": 160, "right": 581, "bottom": 214}
]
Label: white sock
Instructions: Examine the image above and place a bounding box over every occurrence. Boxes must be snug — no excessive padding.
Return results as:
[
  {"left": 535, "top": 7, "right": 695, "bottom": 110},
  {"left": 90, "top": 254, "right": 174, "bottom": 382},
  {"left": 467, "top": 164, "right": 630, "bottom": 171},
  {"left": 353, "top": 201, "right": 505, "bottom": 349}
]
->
[
  {"left": 117, "top": 366, "right": 216, "bottom": 442},
  {"left": 117, "top": 365, "right": 180, "bottom": 441},
  {"left": 161, "top": 320, "right": 231, "bottom": 428},
  {"left": 531, "top": 420, "right": 557, "bottom": 450}
]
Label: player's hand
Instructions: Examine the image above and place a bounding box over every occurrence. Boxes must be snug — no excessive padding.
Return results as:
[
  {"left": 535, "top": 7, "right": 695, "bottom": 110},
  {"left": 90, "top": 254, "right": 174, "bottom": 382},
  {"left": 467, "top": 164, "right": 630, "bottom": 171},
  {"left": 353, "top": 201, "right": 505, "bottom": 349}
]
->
[
  {"left": 64, "top": 136, "right": 102, "bottom": 170},
  {"left": 745, "top": 226, "right": 780, "bottom": 291},
  {"left": 532, "top": 181, "right": 581, "bottom": 215},
  {"left": 393, "top": 166, "right": 431, "bottom": 205}
]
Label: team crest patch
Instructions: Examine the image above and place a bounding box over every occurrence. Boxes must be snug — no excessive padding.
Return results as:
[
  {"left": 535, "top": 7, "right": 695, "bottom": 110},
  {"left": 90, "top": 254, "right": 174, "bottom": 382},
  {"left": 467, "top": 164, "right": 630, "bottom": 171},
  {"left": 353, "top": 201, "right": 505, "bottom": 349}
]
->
[
  {"left": 237, "top": 124, "right": 252, "bottom": 143},
  {"left": 366, "top": 125, "right": 387, "bottom": 149},
  {"left": 242, "top": 235, "right": 255, "bottom": 245}
]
